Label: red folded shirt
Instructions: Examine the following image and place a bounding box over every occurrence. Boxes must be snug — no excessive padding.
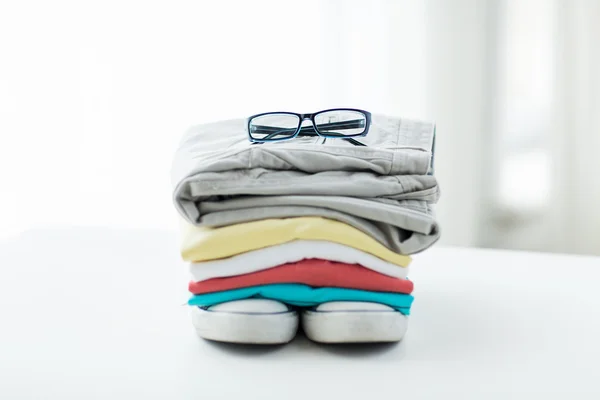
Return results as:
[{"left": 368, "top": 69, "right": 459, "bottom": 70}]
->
[{"left": 189, "top": 259, "right": 413, "bottom": 294}]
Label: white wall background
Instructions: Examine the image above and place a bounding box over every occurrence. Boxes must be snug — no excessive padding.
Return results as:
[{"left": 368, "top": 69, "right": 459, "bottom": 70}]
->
[{"left": 1, "top": 0, "right": 599, "bottom": 255}]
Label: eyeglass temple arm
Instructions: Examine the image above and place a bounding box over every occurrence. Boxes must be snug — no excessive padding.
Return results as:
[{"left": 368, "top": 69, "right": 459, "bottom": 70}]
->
[{"left": 254, "top": 130, "right": 366, "bottom": 146}]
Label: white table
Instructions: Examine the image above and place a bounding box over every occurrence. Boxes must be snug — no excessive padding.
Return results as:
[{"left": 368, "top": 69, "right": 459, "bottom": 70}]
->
[{"left": 1, "top": 227, "right": 599, "bottom": 399}]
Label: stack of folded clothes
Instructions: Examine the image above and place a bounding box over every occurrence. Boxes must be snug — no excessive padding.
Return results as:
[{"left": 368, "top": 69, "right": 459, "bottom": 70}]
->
[{"left": 171, "top": 109, "right": 439, "bottom": 344}]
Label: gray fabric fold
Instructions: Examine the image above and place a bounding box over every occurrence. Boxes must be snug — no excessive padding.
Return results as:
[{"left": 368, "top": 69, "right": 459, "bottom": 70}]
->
[
  {"left": 186, "top": 170, "right": 439, "bottom": 199},
  {"left": 195, "top": 198, "right": 440, "bottom": 254},
  {"left": 173, "top": 169, "right": 440, "bottom": 225}
]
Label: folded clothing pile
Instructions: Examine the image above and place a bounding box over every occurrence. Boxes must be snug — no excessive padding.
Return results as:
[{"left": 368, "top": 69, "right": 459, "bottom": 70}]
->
[{"left": 171, "top": 114, "right": 439, "bottom": 344}]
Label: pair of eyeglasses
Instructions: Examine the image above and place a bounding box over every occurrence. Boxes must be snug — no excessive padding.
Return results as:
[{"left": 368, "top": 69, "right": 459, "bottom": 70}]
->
[{"left": 247, "top": 108, "right": 371, "bottom": 146}]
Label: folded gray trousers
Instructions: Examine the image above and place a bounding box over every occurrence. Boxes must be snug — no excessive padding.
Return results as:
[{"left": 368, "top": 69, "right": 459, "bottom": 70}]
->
[
  {"left": 171, "top": 115, "right": 439, "bottom": 254},
  {"left": 172, "top": 116, "right": 436, "bottom": 180}
]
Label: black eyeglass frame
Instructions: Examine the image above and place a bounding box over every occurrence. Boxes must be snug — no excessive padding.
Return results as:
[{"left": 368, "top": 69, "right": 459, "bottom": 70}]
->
[{"left": 246, "top": 108, "right": 372, "bottom": 146}]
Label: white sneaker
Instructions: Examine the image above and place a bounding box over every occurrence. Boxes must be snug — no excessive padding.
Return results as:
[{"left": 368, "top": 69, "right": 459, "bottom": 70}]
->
[
  {"left": 302, "top": 301, "right": 408, "bottom": 343},
  {"left": 191, "top": 299, "right": 299, "bottom": 344}
]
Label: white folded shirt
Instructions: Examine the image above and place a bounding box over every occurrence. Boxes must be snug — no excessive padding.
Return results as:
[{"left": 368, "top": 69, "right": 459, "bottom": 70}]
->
[{"left": 189, "top": 240, "right": 409, "bottom": 282}]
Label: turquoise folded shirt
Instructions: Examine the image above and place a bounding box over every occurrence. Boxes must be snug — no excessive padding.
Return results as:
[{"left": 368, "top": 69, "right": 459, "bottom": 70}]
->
[{"left": 188, "top": 284, "right": 414, "bottom": 315}]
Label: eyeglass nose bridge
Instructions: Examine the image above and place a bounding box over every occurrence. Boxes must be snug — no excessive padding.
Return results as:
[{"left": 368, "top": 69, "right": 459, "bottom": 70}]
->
[{"left": 298, "top": 113, "right": 315, "bottom": 121}]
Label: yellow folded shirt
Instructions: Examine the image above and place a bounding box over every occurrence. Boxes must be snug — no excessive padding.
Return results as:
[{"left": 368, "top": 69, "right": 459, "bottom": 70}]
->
[{"left": 180, "top": 217, "right": 411, "bottom": 267}]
